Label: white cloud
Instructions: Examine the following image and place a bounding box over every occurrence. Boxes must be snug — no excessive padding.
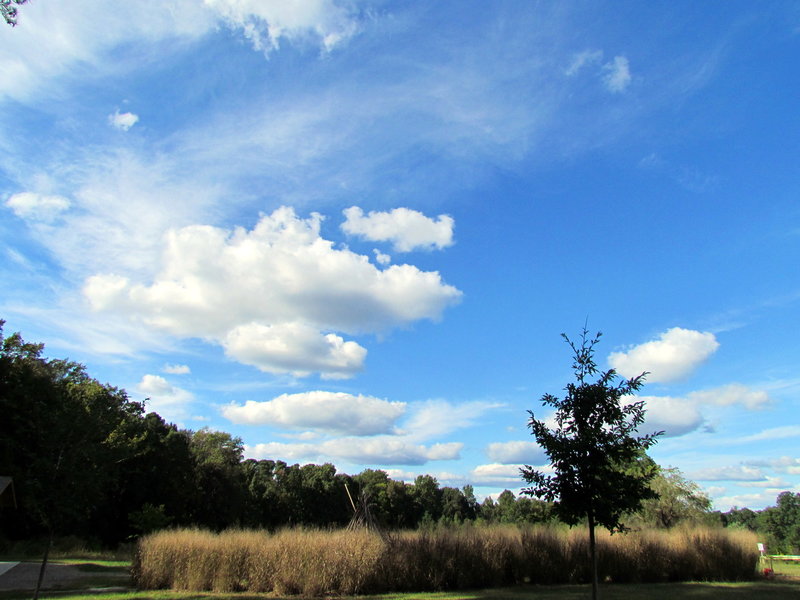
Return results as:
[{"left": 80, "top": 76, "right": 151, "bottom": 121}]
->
[
  {"left": 608, "top": 327, "right": 720, "bottom": 383},
  {"left": 223, "top": 322, "right": 367, "bottom": 379},
  {"left": 342, "top": 206, "right": 455, "bottom": 253},
  {"left": 687, "top": 384, "right": 769, "bottom": 410},
  {"left": 486, "top": 441, "right": 547, "bottom": 465},
  {"left": 204, "top": 0, "right": 360, "bottom": 54},
  {"left": 740, "top": 426, "right": 800, "bottom": 443},
  {"left": 0, "top": 0, "right": 213, "bottom": 102},
  {"left": 373, "top": 249, "right": 391, "bottom": 266},
  {"left": 6, "top": 192, "right": 70, "bottom": 222},
  {"left": 247, "top": 437, "right": 462, "bottom": 466},
  {"left": 136, "top": 374, "right": 194, "bottom": 422},
  {"left": 163, "top": 363, "right": 191, "bottom": 375},
  {"left": 400, "top": 399, "right": 503, "bottom": 441},
  {"left": 712, "top": 490, "right": 796, "bottom": 512},
  {"left": 748, "top": 457, "right": 800, "bottom": 475},
  {"left": 84, "top": 206, "right": 461, "bottom": 378},
  {"left": 222, "top": 390, "right": 406, "bottom": 436},
  {"left": 603, "top": 56, "right": 631, "bottom": 93},
  {"left": 565, "top": 49, "right": 603, "bottom": 76},
  {"left": 470, "top": 463, "right": 531, "bottom": 487},
  {"left": 109, "top": 109, "right": 139, "bottom": 131},
  {"left": 691, "top": 465, "right": 766, "bottom": 482},
  {"left": 632, "top": 395, "right": 704, "bottom": 437}
]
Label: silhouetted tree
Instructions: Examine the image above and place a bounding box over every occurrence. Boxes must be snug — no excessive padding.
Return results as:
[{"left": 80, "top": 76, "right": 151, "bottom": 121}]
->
[{"left": 521, "top": 329, "right": 662, "bottom": 600}]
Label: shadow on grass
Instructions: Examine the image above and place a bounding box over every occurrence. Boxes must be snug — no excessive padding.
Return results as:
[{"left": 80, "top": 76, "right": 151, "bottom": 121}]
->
[{"left": 1, "top": 581, "right": 799, "bottom": 600}]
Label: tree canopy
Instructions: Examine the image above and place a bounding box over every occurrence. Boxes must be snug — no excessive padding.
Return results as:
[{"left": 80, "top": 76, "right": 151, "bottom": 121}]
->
[{"left": 521, "top": 329, "right": 662, "bottom": 599}]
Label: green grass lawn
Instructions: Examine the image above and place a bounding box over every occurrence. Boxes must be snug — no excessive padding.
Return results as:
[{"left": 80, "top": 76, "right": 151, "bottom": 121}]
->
[
  {"left": 767, "top": 559, "right": 800, "bottom": 578},
  {"left": 2, "top": 581, "right": 800, "bottom": 600},
  {"left": 1, "top": 556, "right": 797, "bottom": 600}
]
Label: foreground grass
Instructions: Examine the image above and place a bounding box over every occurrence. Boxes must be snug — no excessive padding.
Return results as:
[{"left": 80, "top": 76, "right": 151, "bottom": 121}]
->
[{"left": 2, "top": 580, "right": 800, "bottom": 600}]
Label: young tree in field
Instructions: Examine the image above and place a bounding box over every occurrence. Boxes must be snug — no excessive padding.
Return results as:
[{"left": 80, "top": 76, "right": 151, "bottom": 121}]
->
[{"left": 520, "top": 329, "right": 662, "bottom": 600}]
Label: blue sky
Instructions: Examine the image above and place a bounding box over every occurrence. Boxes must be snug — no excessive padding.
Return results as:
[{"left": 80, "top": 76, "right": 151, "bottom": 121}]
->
[{"left": 2, "top": 1, "right": 799, "bottom": 511}]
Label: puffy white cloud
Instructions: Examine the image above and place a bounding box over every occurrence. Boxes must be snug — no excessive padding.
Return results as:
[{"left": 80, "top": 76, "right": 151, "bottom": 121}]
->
[
  {"left": 687, "top": 384, "right": 769, "bottom": 410},
  {"left": 204, "top": 0, "right": 359, "bottom": 53},
  {"left": 486, "top": 441, "right": 547, "bottom": 465},
  {"left": 84, "top": 206, "right": 461, "bottom": 378},
  {"left": 222, "top": 390, "right": 406, "bottom": 435},
  {"left": 247, "top": 437, "right": 462, "bottom": 466},
  {"left": 608, "top": 327, "right": 719, "bottom": 383},
  {"left": 632, "top": 395, "right": 704, "bottom": 437},
  {"left": 6, "top": 192, "right": 70, "bottom": 222},
  {"left": 223, "top": 322, "right": 367, "bottom": 379},
  {"left": 109, "top": 109, "right": 139, "bottom": 131},
  {"left": 342, "top": 206, "right": 455, "bottom": 252},
  {"left": 691, "top": 465, "right": 767, "bottom": 482},
  {"left": 401, "top": 399, "right": 503, "bottom": 441},
  {"left": 470, "top": 463, "right": 527, "bottom": 487},
  {"left": 603, "top": 56, "right": 631, "bottom": 93},
  {"left": 136, "top": 374, "right": 194, "bottom": 422},
  {"left": 373, "top": 249, "right": 391, "bottom": 266},
  {"left": 163, "top": 363, "right": 191, "bottom": 375}
]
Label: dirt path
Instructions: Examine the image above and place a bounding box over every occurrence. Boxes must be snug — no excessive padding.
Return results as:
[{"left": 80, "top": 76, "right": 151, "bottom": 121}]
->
[{"left": 0, "top": 562, "right": 130, "bottom": 591}]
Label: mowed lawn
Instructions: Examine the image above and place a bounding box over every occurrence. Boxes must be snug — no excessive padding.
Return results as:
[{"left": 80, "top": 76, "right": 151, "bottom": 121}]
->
[
  {"left": 3, "top": 581, "right": 800, "bottom": 600},
  {"left": 1, "top": 558, "right": 798, "bottom": 600}
]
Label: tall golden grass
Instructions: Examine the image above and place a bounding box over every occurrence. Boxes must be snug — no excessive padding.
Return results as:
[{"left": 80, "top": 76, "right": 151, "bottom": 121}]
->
[{"left": 133, "top": 525, "right": 758, "bottom": 596}]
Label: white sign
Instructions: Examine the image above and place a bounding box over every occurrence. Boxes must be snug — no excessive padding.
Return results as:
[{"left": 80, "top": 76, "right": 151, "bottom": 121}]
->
[{"left": 757, "top": 543, "right": 765, "bottom": 554}]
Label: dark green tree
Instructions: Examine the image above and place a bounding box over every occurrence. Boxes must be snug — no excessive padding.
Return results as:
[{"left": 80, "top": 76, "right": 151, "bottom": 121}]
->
[
  {"left": 759, "top": 492, "right": 800, "bottom": 554},
  {"left": 521, "top": 329, "right": 662, "bottom": 600}
]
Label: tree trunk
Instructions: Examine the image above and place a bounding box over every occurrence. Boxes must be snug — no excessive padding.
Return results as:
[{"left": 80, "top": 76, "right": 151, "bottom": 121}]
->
[{"left": 587, "top": 511, "right": 599, "bottom": 600}]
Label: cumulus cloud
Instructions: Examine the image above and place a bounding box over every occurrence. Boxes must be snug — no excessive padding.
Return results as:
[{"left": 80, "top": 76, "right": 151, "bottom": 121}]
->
[
  {"left": 248, "top": 437, "right": 462, "bottom": 466},
  {"left": 608, "top": 327, "right": 720, "bottom": 383},
  {"left": 6, "top": 192, "right": 70, "bottom": 222},
  {"left": 486, "top": 441, "right": 547, "bottom": 465},
  {"left": 373, "top": 249, "right": 391, "bottom": 266},
  {"left": 603, "top": 56, "right": 631, "bottom": 92},
  {"left": 204, "top": 0, "right": 360, "bottom": 53},
  {"left": 163, "top": 363, "right": 191, "bottom": 375},
  {"left": 687, "top": 384, "right": 769, "bottom": 410},
  {"left": 342, "top": 206, "right": 455, "bottom": 252},
  {"left": 469, "top": 463, "right": 551, "bottom": 487},
  {"left": 691, "top": 465, "right": 767, "bottom": 482},
  {"left": 109, "top": 109, "right": 139, "bottom": 131},
  {"left": 136, "top": 374, "right": 194, "bottom": 422},
  {"left": 224, "top": 322, "right": 367, "bottom": 379},
  {"left": 631, "top": 395, "right": 704, "bottom": 437},
  {"left": 222, "top": 390, "right": 406, "bottom": 435},
  {"left": 84, "top": 206, "right": 461, "bottom": 378}
]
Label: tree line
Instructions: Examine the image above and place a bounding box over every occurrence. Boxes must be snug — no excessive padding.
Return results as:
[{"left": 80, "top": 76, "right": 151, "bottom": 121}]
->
[{"left": 1, "top": 320, "right": 797, "bottom": 553}]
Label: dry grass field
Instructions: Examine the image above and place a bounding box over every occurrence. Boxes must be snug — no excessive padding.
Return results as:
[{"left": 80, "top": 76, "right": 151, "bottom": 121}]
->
[{"left": 134, "top": 525, "right": 759, "bottom": 596}]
